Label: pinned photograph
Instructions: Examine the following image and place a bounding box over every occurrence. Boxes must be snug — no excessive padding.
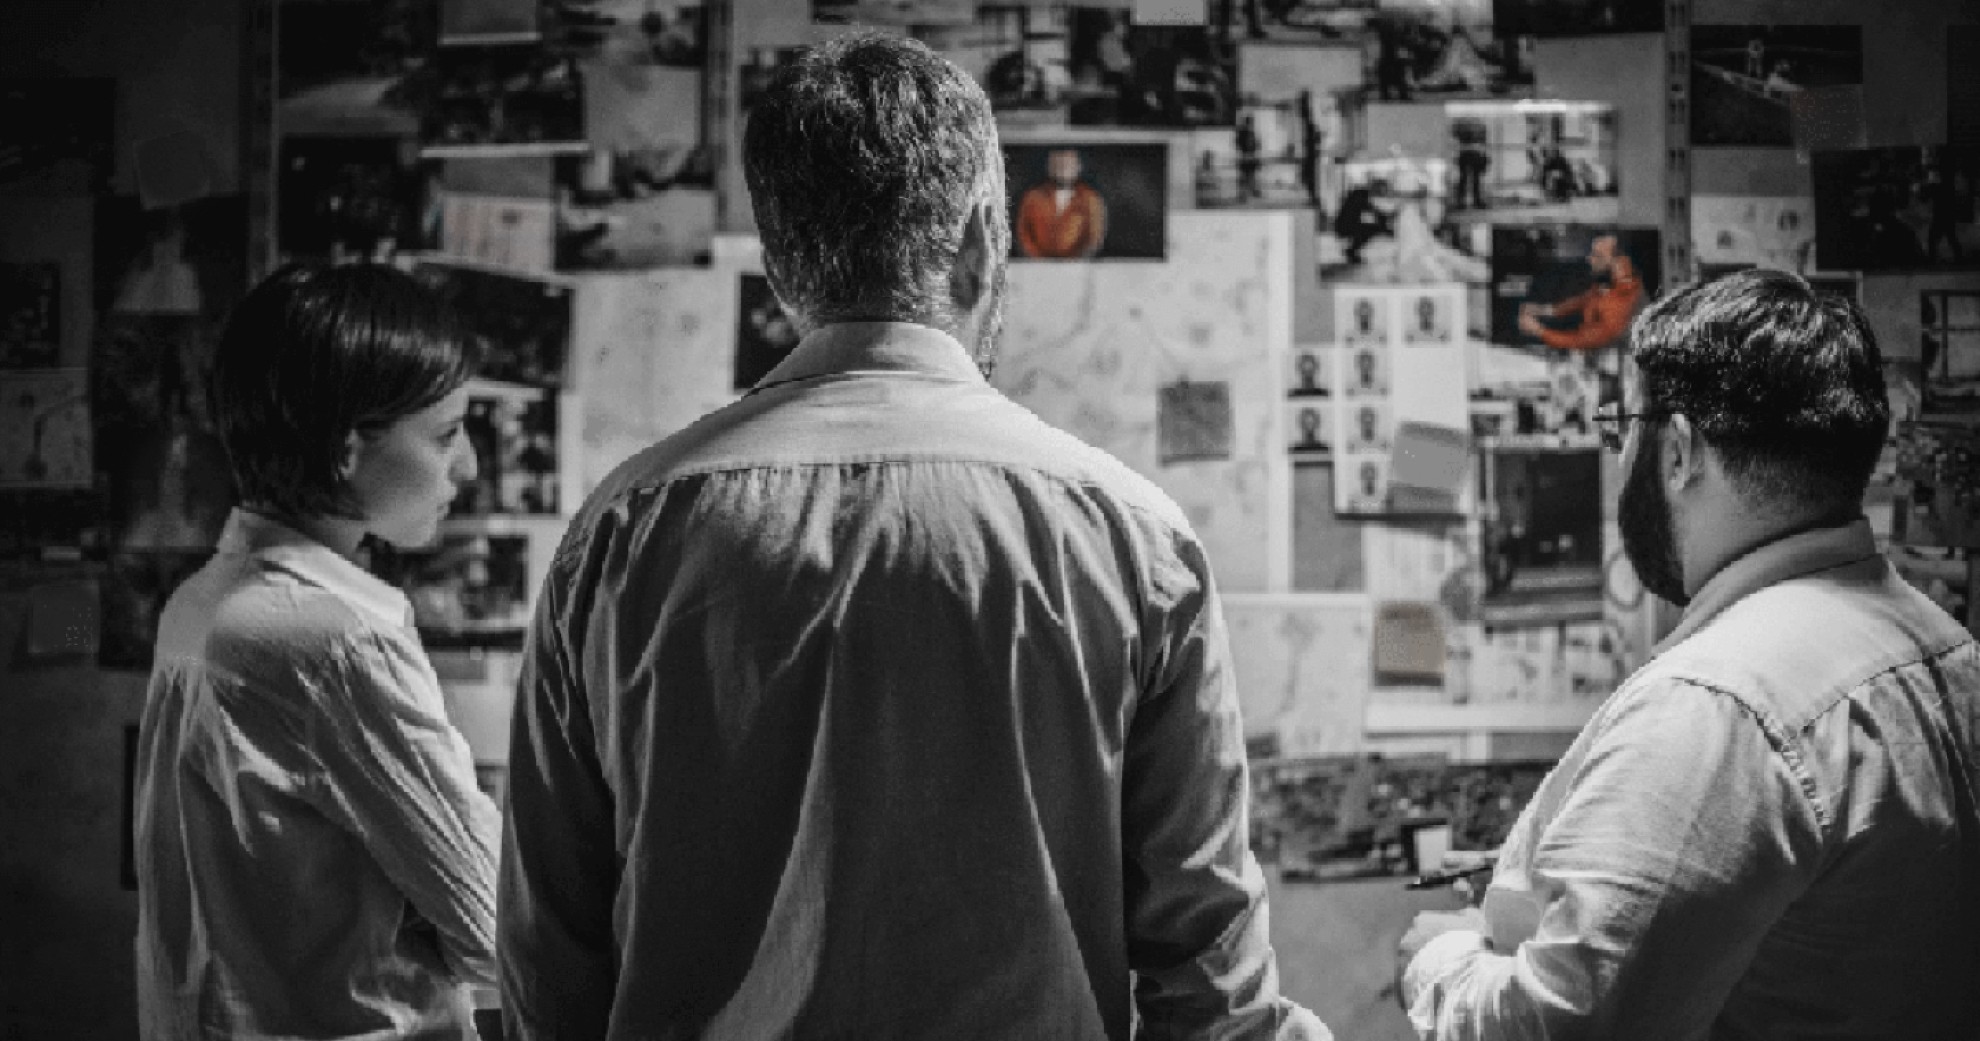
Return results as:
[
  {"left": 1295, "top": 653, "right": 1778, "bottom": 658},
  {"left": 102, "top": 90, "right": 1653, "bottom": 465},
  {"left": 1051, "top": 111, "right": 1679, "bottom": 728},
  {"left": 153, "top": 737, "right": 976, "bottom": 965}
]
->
[
  {"left": 1288, "top": 400, "right": 1332, "bottom": 456},
  {"left": 1342, "top": 401, "right": 1392, "bottom": 454},
  {"left": 1158, "top": 380, "right": 1235, "bottom": 464},
  {"left": 1004, "top": 141, "right": 1167, "bottom": 260},
  {"left": 1812, "top": 145, "right": 1980, "bottom": 272},
  {"left": 560, "top": 0, "right": 705, "bottom": 66},
  {"left": 437, "top": 192, "right": 557, "bottom": 272},
  {"left": 372, "top": 533, "right": 532, "bottom": 649},
  {"left": 1403, "top": 291, "right": 1454, "bottom": 343},
  {"left": 1, "top": 263, "right": 62, "bottom": 369},
  {"left": 1477, "top": 442, "right": 1604, "bottom": 625},
  {"left": 276, "top": 0, "right": 433, "bottom": 136},
  {"left": 413, "top": 262, "right": 573, "bottom": 387},
  {"left": 1492, "top": 0, "right": 1662, "bottom": 38},
  {"left": 452, "top": 380, "right": 559, "bottom": 516},
  {"left": 420, "top": 43, "right": 586, "bottom": 154},
  {"left": 1489, "top": 224, "right": 1659, "bottom": 351},
  {"left": 732, "top": 273, "right": 800, "bottom": 391},
  {"left": 1445, "top": 100, "right": 1618, "bottom": 223},
  {"left": 0, "top": 368, "right": 91, "bottom": 489},
  {"left": 555, "top": 150, "right": 715, "bottom": 268},
  {"left": 1690, "top": 26, "right": 1862, "bottom": 149},
  {"left": 1340, "top": 345, "right": 1390, "bottom": 397},
  {"left": 1921, "top": 289, "right": 1980, "bottom": 416},
  {"left": 1468, "top": 344, "right": 1608, "bottom": 442},
  {"left": 815, "top": 0, "right": 977, "bottom": 26},
  {"left": 278, "top": 136, "right": 434, "bottom": 263},
  {"left": 1894, "top": 420, "right": 1980, "bottom": 549},
  {"left": 1338, "top": 292, "right": 1391, "bottom": 346},
  {"left": 916, "top": 5, "right": 1073, "bottom": 120},
  {"left": 1341, "top": 455, "right": 1392, "bottom": 515},
  {"left": 1192, "top": 100, "right": 1318, "bottom": 208},
  {"left": 1066, "top": 11, "right": 1237, "bottom": 127},
  {"left": 1331, "top": 156, "right": 1490, "bottom": 284},
  {"left": 1289, "top": 346, "right": 1330, "bottom": 398},
  {"left": 1690, "top": 195, "right": 1815, "bottom": 274},
  {"left": 1361, "top": 9, "right": 1533, "bottom": 103}
]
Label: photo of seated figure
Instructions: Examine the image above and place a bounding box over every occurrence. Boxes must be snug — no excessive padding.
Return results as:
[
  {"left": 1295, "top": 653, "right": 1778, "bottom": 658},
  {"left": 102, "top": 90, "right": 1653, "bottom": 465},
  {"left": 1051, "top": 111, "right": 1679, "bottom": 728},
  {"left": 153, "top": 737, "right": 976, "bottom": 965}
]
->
[{"left": 1289, "top": 402, "right": 1331, "bottom": 455}]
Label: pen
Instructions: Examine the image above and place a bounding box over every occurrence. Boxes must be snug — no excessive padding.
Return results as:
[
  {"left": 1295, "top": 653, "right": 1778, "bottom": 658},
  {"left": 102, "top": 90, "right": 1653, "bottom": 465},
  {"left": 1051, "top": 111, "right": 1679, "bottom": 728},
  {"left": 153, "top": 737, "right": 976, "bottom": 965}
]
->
[{"left": 1405, "top": 862, "right": 1494, "bottom": 890}]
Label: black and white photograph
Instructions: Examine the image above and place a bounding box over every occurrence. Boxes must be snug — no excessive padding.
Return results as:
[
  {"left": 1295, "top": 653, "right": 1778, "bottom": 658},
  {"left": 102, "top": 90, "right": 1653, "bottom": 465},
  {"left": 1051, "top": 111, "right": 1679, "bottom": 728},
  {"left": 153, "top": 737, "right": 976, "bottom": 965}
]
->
[
  {"left": 1492, "top": 0, "right": 1662, "bottom": 38},
  {"left": 98, "top": 550, "right": 213, "bottom": 670},
  {"left": 1066, "top": 10, "right": 1238, "bottom": 128},
  {"left": 732, "top": 272, "right": 800, "bottom": 391},
  {"left": 0, "top": 369, "right": 92, "bottom": 490},
  {"left": 560, "top": 0, "right": 704, "bottom": 66},
  {"left": 1340, "top": 455, "right": 1392, "bottom": 515},
  {"left": 451, "top": 381, "right": 560, "bottom": 516},
  {"left": 1288, "top": 400, "right": 1333, "bottom": 456},
  {"left": 1690, "top": 195, "right": 1815, "bottom": 275},
  {"left": 413, "top": 261, "right": 573, "bottom": 386},
  {"left": 1468, "top": 343, "right": 1607, "bottom": 441},
  {"left": 420, "top": 42, "right": 586, "bottom": 153},
  {"left": 1338, "top": 291, "right": 1391, "bottom": 346},
  {"left": 1894, "top": 420, "right": 1980, "bottom": 549},
  {"left": 1290, "top": 346, "right": 1331, "bottom": 398},
  {"left": 1362, "top": 9, "right": 1532, "bottom": 103},
  {"left": 1342, "top": 401, "right": 1392, "bottom": 454},
  {"left": 1331, "top": 156, "right": 1491, "bottom": 284},
  {"left": 1690, "top": 26, "right": 1862, "bottom": 149},
  {"left": 1193, "top": 100, "right": 1318, "bottom": 208},
  {"left": 278, "top": 136, "right": 435, "bottom": 262},
  {"left": 1488, "top": 223, "right": 1659, "bottom": 351},
  {"left": 1, "top": 263, "right": 62, "bottom": 369},
  {"left": 0, "top": 78, "right": 115, "bottom": 194},
  {"left": 1445, "top": 100, "right": 1617, "bottom": 222},
  {"left": 1477, "top": 442, "right": 1604, "bottom": 625},
  {"left": 1812, "top": 144, "right": 1980, "bottom": 272},
  {"left": 916, "top": 5, "right": 1073, "bottom": 120},
  {"left": 372, "top": 533, "right": 533, "bottom": 649},
  {"left": 555, "top": 150, "right": 715, "bottom": 268},
  {"left": 276, "top": 0, "right": 434, "bottom": 135},
  {"left": 1340, "top": 344, "right": 1390, "bottom": 397},
  {"left": 1005, "top": 141, "right": 1167, "bottom": 260},
  {"left": 1157, "top": 379, "right": 1235, "bottom": 464},
  {"left": 1922, "top": 290, "right": 1980, "bottom": 417},
  {"left": 1403, "top": 290, "right": 1454, "bottom": 343}
]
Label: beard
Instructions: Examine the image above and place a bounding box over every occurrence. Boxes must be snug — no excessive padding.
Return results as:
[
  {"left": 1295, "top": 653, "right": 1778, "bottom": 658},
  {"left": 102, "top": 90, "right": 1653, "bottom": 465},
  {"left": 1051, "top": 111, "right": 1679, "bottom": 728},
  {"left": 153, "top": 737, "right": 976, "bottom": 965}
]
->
[
  {"left": 972, "top": 262, "right": 1009, "bottom": 380},
  {"left": 1618, "top": 432, "right": 1690, "bottom": 608}
]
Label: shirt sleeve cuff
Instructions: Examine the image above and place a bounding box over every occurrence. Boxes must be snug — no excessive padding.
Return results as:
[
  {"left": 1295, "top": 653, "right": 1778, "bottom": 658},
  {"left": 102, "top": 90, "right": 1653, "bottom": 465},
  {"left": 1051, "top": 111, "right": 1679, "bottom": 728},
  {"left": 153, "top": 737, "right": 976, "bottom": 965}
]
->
[{"left": 1402, "top": 929, "right": 1491, "bottom": 1031}]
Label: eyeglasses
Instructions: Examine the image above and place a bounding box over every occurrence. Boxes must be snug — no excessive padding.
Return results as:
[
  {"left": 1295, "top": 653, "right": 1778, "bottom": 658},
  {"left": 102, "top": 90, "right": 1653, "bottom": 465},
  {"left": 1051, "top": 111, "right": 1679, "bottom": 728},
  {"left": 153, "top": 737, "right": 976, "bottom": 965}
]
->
[{"left": 1592, "top": 403, "right": 1665, "bottom": 453}]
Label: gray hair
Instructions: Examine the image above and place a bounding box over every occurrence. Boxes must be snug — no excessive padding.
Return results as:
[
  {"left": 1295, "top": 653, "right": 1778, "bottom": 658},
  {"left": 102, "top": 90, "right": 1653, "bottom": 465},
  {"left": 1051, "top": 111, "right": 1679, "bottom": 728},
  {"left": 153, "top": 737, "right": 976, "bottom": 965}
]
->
[{"left": 742, "top": 33, "right": 1007, "bottom": 330}]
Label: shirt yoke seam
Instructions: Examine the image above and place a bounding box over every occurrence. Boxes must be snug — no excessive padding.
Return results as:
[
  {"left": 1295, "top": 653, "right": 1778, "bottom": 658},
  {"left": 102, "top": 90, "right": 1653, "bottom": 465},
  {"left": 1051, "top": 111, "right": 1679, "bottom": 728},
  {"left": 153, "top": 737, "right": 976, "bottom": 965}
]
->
[{"left": 1659, "top": 676, "right": 1832, "bottom": 835}]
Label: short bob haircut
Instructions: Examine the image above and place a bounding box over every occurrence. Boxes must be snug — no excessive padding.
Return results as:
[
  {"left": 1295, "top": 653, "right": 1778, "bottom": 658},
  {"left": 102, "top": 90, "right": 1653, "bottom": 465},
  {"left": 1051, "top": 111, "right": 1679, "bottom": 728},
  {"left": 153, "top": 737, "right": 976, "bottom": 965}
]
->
[{"left": 210, "top": 263, "right": 477, "bottom": 520}]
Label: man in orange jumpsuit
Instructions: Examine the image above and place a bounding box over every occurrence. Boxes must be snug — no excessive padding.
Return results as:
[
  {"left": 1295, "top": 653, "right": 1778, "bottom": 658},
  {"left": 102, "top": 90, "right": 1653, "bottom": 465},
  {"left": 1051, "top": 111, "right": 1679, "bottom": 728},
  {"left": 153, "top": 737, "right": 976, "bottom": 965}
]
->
[
  {"left": 1517, "top": 233, "right": 1644, "bottom": 351},
  {"left": 1017, "top": 148, "right": 1108, "bottom": 259}
]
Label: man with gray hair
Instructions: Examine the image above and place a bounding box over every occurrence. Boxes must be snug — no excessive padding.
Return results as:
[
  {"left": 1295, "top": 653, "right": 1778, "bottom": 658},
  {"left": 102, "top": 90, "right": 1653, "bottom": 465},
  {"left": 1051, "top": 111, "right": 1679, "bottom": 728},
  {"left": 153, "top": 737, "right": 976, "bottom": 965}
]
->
[{"left": 498, "top": 33, "right": 1328, "bottom": 1041}]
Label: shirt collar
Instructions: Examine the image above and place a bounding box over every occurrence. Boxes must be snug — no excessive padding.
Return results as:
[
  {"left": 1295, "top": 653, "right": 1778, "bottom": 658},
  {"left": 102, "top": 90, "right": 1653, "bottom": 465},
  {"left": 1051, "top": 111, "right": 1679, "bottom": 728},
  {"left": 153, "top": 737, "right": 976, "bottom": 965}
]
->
[
  {"left": 216, "top": 508, "right": 415, "bottom": 630},
  {"left": 1654, "top": 518, "right": 1879, "bottom": 654},
  {"left": 751, "top": 321, "right": 986, "bottom": 392}
]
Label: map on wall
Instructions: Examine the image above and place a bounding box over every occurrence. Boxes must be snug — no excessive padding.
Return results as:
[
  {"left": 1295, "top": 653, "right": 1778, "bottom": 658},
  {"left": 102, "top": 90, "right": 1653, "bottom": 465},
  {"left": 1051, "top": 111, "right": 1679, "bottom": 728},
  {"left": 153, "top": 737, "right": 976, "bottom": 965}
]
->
[
  {"left": 995, "top": 212, "right": 1291, "bottom": 591},
  {"left": 574, "top": 268, "right": 740, "bottom": 492},
  {"left": 1224, "top": 595, "right": 1372, "bottom": 759}
]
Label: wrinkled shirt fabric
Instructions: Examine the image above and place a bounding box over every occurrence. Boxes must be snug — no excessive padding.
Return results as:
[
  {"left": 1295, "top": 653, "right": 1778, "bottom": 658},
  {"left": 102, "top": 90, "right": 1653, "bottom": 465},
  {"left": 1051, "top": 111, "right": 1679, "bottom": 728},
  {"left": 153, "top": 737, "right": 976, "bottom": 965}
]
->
[
  {"left": 499, "top": 321, "right": 1328, "bottom": 1041},
  {"left": 1404, "top": 519, "right": 1980, "bottom": 1040},
  {"left": 134, "top": 509, "right": 500, "bottom": 1041}
]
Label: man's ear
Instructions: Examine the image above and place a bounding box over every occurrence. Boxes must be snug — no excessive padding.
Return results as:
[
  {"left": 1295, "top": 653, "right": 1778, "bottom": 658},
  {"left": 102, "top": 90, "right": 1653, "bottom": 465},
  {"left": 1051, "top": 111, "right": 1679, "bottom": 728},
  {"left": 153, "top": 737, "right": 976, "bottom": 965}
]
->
[
  {"left": 1661, "top": 413, "right": 1706, "bottom": 492},
  {"left": 950, "top": 199, "right": 996, "bottom": 314}
]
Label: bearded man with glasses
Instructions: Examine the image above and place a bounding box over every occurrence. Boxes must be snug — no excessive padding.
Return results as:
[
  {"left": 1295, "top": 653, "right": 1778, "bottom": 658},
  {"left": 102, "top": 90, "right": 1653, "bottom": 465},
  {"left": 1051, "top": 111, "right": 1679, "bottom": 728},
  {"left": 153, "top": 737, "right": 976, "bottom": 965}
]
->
[{"left": 1397, "top": 269, "right": 1980, "bottom": 1040}]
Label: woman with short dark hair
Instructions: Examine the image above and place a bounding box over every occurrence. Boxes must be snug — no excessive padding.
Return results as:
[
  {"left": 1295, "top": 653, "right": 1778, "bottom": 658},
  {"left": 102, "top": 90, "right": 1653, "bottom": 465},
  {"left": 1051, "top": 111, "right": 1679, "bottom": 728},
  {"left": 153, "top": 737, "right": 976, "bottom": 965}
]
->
[{"left": 132, "top": 263, "right": 499, "bottom": 1040}]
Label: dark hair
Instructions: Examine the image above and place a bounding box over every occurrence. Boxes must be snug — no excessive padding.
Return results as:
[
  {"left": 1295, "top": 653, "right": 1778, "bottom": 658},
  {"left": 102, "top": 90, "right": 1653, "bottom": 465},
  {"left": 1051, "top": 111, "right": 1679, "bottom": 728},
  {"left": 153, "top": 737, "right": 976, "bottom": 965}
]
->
[
  {"left": 1627, "top": 268, "right": 1888, "bottom": 514},
  {"left": 210, "top": 263, "right": 476, "bottom": 519},
  {"left": 742, "top": 32, "right": 1005, "bottom": 327}
]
